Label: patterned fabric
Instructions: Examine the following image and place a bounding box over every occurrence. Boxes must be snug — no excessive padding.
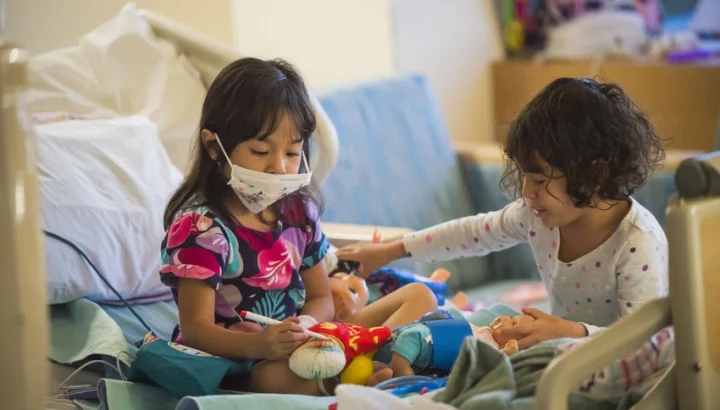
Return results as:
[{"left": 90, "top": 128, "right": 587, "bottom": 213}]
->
[
  {"left": 160, "top": 204, "right": 329, "bottom": 339},
  {"left": 403, "top": 198, "right": 669, "bottom": 334},
  {"left": 559, "top": 326, "right": 675, "bottom": 400},
  {"left": 309, "top": 322, "right": 392, "bottom": 362}
]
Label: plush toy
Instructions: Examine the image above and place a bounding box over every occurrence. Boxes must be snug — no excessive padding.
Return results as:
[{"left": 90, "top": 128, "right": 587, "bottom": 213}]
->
[
  {"left": 288, "top": 322, "right": 393, "bottom": 386},
  {"left": 330, "top": 272, "right": 370, "bottom": 322},
  {"left": 375, "top": 311, "right": 532, "bottom": 377}
]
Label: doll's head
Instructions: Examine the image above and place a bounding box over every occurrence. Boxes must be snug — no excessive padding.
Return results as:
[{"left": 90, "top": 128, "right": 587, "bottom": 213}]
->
[
  {"left": 489, "top": 314, "right": 536, "bottom": 346},
  {"left": 330, "top": 273, "right": 369, "bottom": 321}
]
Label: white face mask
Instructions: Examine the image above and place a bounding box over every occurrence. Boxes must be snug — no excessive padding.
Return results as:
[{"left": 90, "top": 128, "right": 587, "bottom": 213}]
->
[{"left": 214, "top": 133, "right": 313, "bottom": 214}]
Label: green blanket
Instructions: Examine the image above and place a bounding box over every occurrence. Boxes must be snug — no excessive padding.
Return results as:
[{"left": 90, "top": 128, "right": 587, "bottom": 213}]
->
[
  {"left": 50, "top": 299, "right": 130, "bottom": 365},
  {"left": 433, "top": 337, "right": 644, "bottom": 410}
]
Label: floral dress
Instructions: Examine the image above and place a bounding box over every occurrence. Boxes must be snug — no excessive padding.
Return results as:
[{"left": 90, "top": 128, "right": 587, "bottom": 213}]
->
[{"left": 160, "top": 204, "right": 329, "bottom": 343}]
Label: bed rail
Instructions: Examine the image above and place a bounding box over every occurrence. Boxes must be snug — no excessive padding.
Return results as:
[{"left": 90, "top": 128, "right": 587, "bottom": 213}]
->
[{"left": 535, "top": 297, "right": 672, "bottom": 410}]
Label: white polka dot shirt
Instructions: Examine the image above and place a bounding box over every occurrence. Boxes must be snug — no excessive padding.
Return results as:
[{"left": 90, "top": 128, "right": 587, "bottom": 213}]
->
[{"left": 403, "top": 198, "right": 669, "bottom": 334}]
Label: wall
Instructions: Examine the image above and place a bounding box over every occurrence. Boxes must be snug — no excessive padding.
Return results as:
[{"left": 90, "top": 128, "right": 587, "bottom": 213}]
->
[
  {"left": 8, "top": 0, "right": 499, "bottom": 143},
  {"left": 392, "top": 0, "right": 504, "bottom": 142},
  {"left": 5, "top": 0, "right": 234, "bottom": 55},
  {"left": 230, "top": 0, "right": 396, "bottom": 89},
  {"left": 232, "top": 0, "right": 501, "bottom": 142}
]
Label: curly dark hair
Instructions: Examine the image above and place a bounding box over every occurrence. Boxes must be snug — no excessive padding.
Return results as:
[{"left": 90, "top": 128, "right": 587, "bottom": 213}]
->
[{"left": 500, "top": 77, "right": 666, "bottom": 208}]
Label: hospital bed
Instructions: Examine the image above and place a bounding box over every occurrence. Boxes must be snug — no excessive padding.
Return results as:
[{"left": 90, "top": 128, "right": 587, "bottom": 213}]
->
[{"left": 2, "top": 6, "right": 719, "bottom": 410}]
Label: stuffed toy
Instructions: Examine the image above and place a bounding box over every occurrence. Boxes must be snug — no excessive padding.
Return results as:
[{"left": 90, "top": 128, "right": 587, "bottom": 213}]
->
[
  {"left": 330, "top": 272, "right": 369, "bottom": 322},
  {"left": 374, "top": 310, "right": 533, "bottom": 377},
  {"left": 287, "top": 321, "right": 393, "bottom": 386}
]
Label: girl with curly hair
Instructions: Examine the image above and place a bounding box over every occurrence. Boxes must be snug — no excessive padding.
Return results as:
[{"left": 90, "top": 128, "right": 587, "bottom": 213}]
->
[{"left": 337, "top": 78, "right": 668, "bottom": 348}]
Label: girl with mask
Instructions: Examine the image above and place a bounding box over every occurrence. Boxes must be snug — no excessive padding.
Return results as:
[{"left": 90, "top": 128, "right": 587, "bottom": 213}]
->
[{"left": 159, "top": 58, "right": 436, "bottom": 396}]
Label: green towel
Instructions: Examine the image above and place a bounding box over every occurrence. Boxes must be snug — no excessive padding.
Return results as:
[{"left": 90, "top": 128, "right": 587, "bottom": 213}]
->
[
  {"left": 50, "top": 299, "right": 130, "bottom": 364},
  {"left": 433, "top": 338, "right": 620, "bottom": 410}
]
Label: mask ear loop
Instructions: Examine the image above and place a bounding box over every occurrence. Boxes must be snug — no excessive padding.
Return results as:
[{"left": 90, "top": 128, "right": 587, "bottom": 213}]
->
[
  {"left": 300, "top": 149, "right": 310, "bottom": 174},
  {"left": 213, "top": 133, "right": 234, "bottom": 165}
]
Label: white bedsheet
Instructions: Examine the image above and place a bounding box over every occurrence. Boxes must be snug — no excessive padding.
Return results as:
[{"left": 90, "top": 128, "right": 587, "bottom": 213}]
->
[{"left": 27, "top": 3, "right": 206, "bottom": 173}]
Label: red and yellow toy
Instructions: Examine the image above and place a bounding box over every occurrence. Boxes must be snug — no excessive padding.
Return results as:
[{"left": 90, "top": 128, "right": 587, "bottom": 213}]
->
[{"left": 289, "top": 322, "right": 392, "bottom": 385}]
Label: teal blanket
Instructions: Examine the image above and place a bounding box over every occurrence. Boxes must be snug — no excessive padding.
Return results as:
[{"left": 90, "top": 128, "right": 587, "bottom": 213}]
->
[{"left": 50, "top": 299, "right": 335, "bottom": 410}]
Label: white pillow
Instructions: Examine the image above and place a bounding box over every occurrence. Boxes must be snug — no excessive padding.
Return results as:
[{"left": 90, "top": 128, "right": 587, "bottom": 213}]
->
[
  {"left": 27, "top": 3, "right": 206, "bottom": 173},
  {"left": 36, "top": 116, "right": 182, "bottom": 304}
]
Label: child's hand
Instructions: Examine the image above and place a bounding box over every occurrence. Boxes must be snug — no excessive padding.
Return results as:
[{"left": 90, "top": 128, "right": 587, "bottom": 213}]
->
[
  {"left": 492, "top": 308, "right": 587, "bottom": 349},
  {"left": 253, "top": 317, "right": 309, "bottom": 360},
  {"left": 335, "top": 239, "right": 406, "bottom": 278}
]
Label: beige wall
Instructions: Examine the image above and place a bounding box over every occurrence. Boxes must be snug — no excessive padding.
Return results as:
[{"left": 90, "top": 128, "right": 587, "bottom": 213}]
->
[
  {"left": 392, "top": 0, "right": 504, "bottom": 143},
  {"left": 7, "top": 0, "right": 500, "bottom": 143},
  {"left": 6, "top": 0, "right": 235, "bottom": 55},
  {"left": 230, "top": 0, "right": 396, "bottom": 89}
]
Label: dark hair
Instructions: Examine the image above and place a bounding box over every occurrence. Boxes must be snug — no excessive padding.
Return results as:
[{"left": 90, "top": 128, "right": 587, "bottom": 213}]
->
[
  {"left": 500, "top": 77, "right": 666, "bottom": 208},
  {"left": 164, "top": 57, "right": 322, "bottom": 229}
]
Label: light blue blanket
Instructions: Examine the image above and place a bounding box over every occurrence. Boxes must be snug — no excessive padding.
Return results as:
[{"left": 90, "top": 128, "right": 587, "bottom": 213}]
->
[{"left": 51, "top": 299, "right": 336, "bottom": 410}]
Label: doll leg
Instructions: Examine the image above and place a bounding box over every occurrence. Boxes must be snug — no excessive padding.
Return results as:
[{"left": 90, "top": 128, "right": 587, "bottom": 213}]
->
[
  {"left": 347, "top": 282, "right": 438, "bottom": 329},
  {"left": 390, "top": 353, "right": 415, "bottom": 377},
  {"left": 429, "top": 268, "right": 451, "bottom": 283}
]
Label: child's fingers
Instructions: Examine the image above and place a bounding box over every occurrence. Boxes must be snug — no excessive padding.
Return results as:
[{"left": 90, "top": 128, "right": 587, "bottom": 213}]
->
[
  {"left": 520, "top": 307, "right": 547, "bottom": 319},
  {"left": 494, "top": 324, "right": 532, "bottom": 339},
  {"left": 274, "top": 321, "right": 306, "bottom": 334},
  {"left": 517, "top": 334, "right": 540, "bottom": 349},
  {"left": 372, "top": 229, "right": 382, "bottom": 243},
  {"left": 283, "top": 317, "right": 301, "bottom": 324},
  {"left": 276, "top": 332, "right": 309, "bottom": 345}
]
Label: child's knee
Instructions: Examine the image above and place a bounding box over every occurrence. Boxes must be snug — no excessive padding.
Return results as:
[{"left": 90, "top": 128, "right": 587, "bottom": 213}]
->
[
  {"left": 406, "top": 282, "right": 439, "bottom": 311},
  {"left": 249, "top": 360, "right": 323, "bottom": 395}
]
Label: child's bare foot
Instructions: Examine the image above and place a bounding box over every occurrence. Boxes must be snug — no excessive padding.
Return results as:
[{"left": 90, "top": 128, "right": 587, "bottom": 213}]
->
[{"left": 366, "top": 367, "right": 393, "bottom": 386}]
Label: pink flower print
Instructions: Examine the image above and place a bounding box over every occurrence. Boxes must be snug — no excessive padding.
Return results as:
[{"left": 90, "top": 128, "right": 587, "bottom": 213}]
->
[
  {"left": 235, "top": 226, "right": 274, "bottom": 252},
  {"left": 167, "top": 213, "right": 195, "bottom": 248},
  {"left": 167, "top": 212, "right": 214, "bottom": 248},
  {"left": 161, "top": 247, "right": 219, "bottom": 280},
  {"left": 243, "top": 238, "right": 296, "bottom": 290}
]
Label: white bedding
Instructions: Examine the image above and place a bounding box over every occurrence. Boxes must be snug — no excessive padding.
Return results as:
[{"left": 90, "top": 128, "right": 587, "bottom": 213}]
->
[
  {"left": 38, "top": 116, "right": 181, "bottom": 304},
  {"left": 27, "top": 3, "right": 206, "bottom": 173}
]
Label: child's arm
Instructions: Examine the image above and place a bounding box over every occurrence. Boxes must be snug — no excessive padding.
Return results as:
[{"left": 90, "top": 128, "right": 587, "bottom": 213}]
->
[
  {"left": 402, "top": 199, "right": 530, "bottom": 263},
  {"left": 337, "top": 200, "right": 532, "bottom": 277},
  {"left": 177, "top": 278, "right": 266, "bottom": 359},
  {"left": 300, "top": 263, "right": 335, "bottom": 323}
]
